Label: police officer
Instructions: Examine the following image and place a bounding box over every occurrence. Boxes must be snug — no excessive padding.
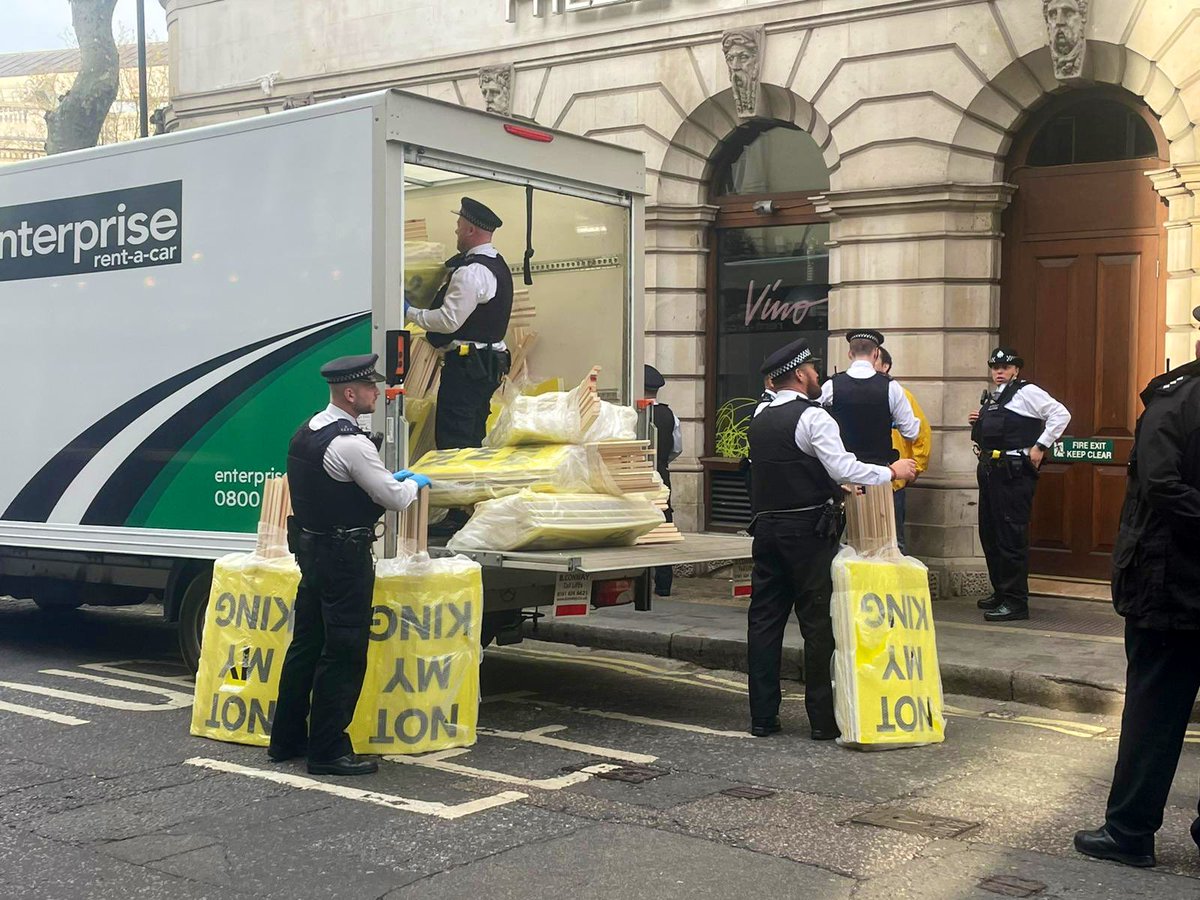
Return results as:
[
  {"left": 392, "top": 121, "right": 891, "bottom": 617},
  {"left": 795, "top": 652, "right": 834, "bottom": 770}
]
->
[
  {"left": 644, "top": 365, "right": 682, "bottom": 596},
  {"left": 405, "top": 197, "right": 513, "bottom": 450},
  {"left": 968, "top": 348, "right": 1070, "bottom": 622},
  {"left": 1075, "top": 315, "right": 1200, "bottom": 869},
  {"left": 820, "top": 329, "right": 921, "bottom": 467},
  {"left": 269, "top": 353, "right": 426, "bottom": 776},
  {"left": 748, "top": 338, "right": 917, "bottom": 739}
]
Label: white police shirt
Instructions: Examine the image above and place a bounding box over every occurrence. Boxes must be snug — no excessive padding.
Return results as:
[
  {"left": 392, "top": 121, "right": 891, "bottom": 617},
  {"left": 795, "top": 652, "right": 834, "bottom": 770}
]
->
[
  {"left": 310, "top": 405, "right": 418, "bottom": 511},
  {"left": 404, "top": 243, "right": 507, "bottom": 351},
  {"left": 819, "top": 360, "right": 921, "bottom": 440},
  {"left": 987, "top": 382, "right": 1072, "bottom": 451},
  {"left": 756, "top": 390, "right": 894, "bottom": 486}
]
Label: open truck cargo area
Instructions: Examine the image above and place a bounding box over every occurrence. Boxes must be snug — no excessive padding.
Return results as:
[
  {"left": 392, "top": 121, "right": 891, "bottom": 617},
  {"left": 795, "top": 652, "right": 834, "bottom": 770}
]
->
[{"left": 0, "top": 89, "right": 751, "bottom": 670}]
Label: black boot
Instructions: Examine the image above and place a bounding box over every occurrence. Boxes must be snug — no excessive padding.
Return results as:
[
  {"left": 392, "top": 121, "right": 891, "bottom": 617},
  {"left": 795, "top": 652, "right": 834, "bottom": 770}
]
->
[
  {"left": 976, "top": 593, "right": 1002, "bottom": 611},
  {"left": 750, "top": 716, "right": 781, "bottom": 737},
  {"left": 307, "top": 754, "right": 379, "bottom": 776},
  {"left": 1073, "top": 826, "right": 1155, "bottom": 868},
  {"left": 984, "top": 601, "right": 1029, "bottom": 622}
]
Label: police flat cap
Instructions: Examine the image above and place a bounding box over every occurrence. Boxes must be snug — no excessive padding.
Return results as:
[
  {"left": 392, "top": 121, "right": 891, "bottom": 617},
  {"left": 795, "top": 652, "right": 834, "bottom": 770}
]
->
[
  {"left": 453, "top": 197, "right": 503, "bottom": 232},
  {"left": 846, "top": 329, "right": 885, "bottom": 347},
  {"left": 320, "top": 353, "right": 385, "bottom": 384},
  {"left": 644, "top": 364, "right": 665, "bottom": 392},
  {"left": 761, "top": 338, "right": 818, "bottom": 380},
  {"left": 988, "top": 347, "right": 1024, "bottom": 368}
]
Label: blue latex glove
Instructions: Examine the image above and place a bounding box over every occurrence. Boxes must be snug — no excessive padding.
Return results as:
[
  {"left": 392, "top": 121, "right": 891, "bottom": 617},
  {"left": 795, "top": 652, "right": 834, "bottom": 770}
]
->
[
  {"left": 392, "top": 469, "right": 414, "bottom": 481},
  {"left": 410, "top": 474, "right": 432, "bottom": 490}
]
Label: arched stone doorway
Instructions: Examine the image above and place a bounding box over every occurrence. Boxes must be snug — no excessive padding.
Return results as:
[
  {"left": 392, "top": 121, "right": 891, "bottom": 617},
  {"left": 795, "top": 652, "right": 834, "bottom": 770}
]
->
[{"left": 1000, "top": 86, "right": 1169, "bottom": 580}]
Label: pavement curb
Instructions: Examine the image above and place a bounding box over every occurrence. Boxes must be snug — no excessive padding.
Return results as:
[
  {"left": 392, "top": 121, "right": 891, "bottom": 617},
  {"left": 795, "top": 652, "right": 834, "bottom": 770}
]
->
[{"left": 522, "top": 618, "right": 1149, "bottom": 720}]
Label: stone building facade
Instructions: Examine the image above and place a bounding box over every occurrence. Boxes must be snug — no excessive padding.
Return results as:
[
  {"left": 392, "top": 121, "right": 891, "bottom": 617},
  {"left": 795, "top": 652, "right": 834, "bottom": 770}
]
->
[{"left": 162, "top": 0, "right": 1200, "bottom": 592}]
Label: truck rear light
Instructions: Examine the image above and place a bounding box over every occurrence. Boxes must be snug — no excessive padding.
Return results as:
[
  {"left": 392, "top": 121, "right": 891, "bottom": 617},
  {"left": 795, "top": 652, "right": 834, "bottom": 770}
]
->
[
  {"left": 504, "top": 123, "right": 554, "bottom": 143},
  {"left": 592, "top": 578, "right": 636, "bottom": 608}
]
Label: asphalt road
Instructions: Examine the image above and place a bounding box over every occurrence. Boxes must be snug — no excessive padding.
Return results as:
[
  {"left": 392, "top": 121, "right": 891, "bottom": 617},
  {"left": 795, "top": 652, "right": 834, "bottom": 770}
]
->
[{"left": 2, "top": 596, "right": 1199, "bottom": 900}]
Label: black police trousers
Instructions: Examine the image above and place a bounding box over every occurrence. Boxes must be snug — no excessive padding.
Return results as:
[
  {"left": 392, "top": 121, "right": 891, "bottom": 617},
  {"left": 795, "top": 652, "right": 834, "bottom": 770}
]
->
[
  {"left": 654, "top": 505, "right": 674, "bottom": 596},
  {"left": 747, "top": 510, "right": 839, "bottom": 731},
  {"left": 1104, "top": 623, "right": 1200, "bottom": 853},
  {"left": 977, "top": 457, "right": 1039, "bottom": 609},
  {"left": 270, "top": 535, "right": 375, "bottom": 762},
  {"left": 435, "top": 348, "right": 510, "bottom": 450}
]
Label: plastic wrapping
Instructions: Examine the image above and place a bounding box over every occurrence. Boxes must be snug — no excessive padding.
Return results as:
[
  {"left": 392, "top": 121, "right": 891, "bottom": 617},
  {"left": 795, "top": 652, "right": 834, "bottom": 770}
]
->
[
  {"left": 412, "top": 444, "right": 625, "bottom": 507},
  {"left": 191, "top": 551, "right": 484, "bottom": 757},
  {"left": 483, "top": 380, "right": 636, "bottom": 448},
  {"left": 349, "top": 552, "right": 483, "bottom": 755},
  {"left": 447, "top": 489, "right": 664, "bottom": 552},
  {"left": 404, "top": 241, "right": 449, "bottom": 309},
  {"left": 190, "top": 551, "right": 301, "bottom": 747},
  {"left": 831, "top": 546, "right": 946, "bottom": 750}
]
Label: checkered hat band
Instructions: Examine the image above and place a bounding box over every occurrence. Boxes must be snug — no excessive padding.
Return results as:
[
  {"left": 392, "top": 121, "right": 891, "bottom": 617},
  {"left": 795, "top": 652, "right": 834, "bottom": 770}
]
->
[
  {"left": 767, "top": 348, "right": 812, "bottom": 380},
  {"left": 848, "top": 332, "right": 880, "bottom": 343},
  {"left": 331, "top": 366, "right": 375, "bottom": 383}
]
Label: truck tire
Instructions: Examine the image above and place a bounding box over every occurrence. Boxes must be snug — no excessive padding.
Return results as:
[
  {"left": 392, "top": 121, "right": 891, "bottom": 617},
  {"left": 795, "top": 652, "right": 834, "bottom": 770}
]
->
[{"left": 178, "top": 568, "right": 212, "bottom": 674}]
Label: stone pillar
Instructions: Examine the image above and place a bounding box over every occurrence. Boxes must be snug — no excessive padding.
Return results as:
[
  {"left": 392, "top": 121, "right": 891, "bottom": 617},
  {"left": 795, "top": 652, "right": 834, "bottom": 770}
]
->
[
  {"left": 1148, "top": 165, "right": 1200, "bottom": 366},
  {"left": 815, "top": 183, "right": 1016, "bottom": 596},
  {"left": 644, "top": 202, "right": 718, "bottom": 533}
]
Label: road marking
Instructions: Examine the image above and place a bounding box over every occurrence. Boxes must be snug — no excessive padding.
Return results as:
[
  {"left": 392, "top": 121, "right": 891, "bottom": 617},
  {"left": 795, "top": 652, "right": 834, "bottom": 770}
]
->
[
  {"left": 0, "top": 698, "right": 88, "bottom": 726},
  {"left": 387, "top": 750, "right": 622, "bottom": 790},
  {"left": 184, "top": 757, "right": 526, "bottom": 820},
  {"left": 0, "top": 669, "right": 193, "bottom": 711},
  {"left": 487, "top": 693, "right": 752, "bottom": 739},
  {"left": 943, "top": 704, "right": 1109, "bottom": 738},
  {"left": 477, "top": 724, "right": 658, "bottom": 764},
  {"left": 937, "top": 620, "right": 1123, "bottom": 645},
  {"left": 79, "top": 661, "right": 194, "bottom": 688}
]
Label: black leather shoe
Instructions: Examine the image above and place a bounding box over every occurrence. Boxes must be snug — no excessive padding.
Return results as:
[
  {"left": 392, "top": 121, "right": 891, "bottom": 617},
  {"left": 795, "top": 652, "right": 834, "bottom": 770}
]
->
[
  {"left": 1073, "top": 826, "right": 1155, "bottom": 868},
  {"left": 810, "top": 725, "right": 840, "bottom": 741},
  {"left": 976, "top": 593, "right": 1002, "bottom": 611},
  {"left": 750, "top": 716, "right": 781, "bottom": 737},
  {"left": 267, "top": 743, "right": 306, "bottom": 762},
  {"left": 307, "top": 754, "right": 379, "bottom": 776},
  {"left": 984, "top": 602, "right": 1029, "bottom": 622}
]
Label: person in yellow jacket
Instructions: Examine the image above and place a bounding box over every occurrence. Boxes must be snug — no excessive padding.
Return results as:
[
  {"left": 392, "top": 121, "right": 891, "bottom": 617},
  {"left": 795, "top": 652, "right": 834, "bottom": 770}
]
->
[{"left": 878, "top": 348, "right": 931, "bottom": 553}]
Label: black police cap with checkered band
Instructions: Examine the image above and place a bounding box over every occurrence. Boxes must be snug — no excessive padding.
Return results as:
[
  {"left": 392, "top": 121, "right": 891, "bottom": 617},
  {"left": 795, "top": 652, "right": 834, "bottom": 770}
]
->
[
  {"left": 320, "top": 353, "right": 385, "bottom": 384},
  {"left": 761, "top": 338, "right": 819, "bottom": 380},
  {"left": 988, "top": 347, "right": 1024, "bottom": 368}
]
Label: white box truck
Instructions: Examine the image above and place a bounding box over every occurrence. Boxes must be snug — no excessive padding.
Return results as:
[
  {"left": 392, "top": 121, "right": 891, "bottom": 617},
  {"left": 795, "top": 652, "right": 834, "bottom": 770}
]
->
[{"left": 0, "top": 90, "right": 751, "bottom": 669}]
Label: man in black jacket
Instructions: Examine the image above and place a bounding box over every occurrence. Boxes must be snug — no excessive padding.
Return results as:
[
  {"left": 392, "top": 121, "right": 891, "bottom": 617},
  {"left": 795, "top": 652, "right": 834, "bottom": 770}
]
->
[{"left": 1074, "top": 312, "right": 1200, "bottom": 868}]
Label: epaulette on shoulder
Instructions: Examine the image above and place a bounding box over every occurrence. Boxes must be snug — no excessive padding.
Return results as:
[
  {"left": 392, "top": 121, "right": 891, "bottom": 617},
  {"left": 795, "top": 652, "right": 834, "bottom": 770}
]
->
[
  {"left": 333, "top": 419, "right": 367, "bottom": 435},
  {"left": 1156, "top": 374, "right": 1194, "bottom": 395}
]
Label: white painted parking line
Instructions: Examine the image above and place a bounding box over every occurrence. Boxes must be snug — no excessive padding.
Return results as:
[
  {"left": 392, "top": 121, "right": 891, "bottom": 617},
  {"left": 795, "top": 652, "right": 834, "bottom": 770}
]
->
[
  {"left": 387, "top": 750, "right": 622, "bottom": 790},
  {"left": 79, "top": 661, "right": 195, "bottom": 688},
  {"left": 0, "top": 669, "right": 193, "bottom": 711},
  {"left": 0, "top": 698, "right": 88, "bottom": 726},
  {"left": 184, "top": 757, "right": 526, "bottom": 820},
  {"left": 486, "top": 693, "right": 752, "bottom": 740},
  {"left": 477, "top": 724, "right": 658, "bottom": 765}
]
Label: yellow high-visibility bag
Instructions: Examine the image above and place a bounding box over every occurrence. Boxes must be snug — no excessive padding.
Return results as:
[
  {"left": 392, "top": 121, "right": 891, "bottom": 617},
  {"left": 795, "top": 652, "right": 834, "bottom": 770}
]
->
[
  {"left": 831, "top": 546, "right": 946, "bottom": 749},
  {"left": 349, "top": 553, "right": 483, "bottom": 755},
  {"left": 189, "top": 552, "right": 300, "bottom": 747}
]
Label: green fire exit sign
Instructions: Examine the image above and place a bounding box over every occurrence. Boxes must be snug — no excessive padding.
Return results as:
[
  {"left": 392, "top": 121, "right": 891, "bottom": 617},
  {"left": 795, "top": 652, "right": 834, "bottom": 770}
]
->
[{"left": 1051, "top": 438, "right": 1115, "bottom": 463}]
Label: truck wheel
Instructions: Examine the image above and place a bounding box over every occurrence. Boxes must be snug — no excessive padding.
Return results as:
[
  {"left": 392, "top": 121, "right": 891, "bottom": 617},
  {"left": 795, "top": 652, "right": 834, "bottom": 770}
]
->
[{"left": 178, "top": 568, "right": 212, "bottom": 674}]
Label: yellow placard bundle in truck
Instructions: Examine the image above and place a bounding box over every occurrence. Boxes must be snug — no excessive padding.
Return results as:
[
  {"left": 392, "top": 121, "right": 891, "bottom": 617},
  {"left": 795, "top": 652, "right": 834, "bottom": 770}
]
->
[{"left": 483, "top": 369, "right": 637, "bottom": 448}]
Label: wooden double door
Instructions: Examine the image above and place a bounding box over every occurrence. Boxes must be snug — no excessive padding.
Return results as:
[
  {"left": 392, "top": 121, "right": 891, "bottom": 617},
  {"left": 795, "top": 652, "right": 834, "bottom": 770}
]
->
[{"left": 1002, "top": 158, "right": 1166, "bottom": 579}]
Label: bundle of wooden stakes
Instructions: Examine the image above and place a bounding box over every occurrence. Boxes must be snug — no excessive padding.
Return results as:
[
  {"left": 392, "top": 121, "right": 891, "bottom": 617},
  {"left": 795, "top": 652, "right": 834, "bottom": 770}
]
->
[
  {"left": 843, "top": 483, "right": 900, "bottom": 559},
  {"left": 396, "top": 488, "right": 431, "bottom": 553},
  {"left": 578, "top": 366, "right": 601, "bottom": 434},
  {"left": 257, "top": 476, "right": 294, "bottom": 558},
  {"left": 589, "top": 440, "right": 659, "bottom": 494},
  {"left": 637, "top": 489, "right": 683, "bottom": 545}
]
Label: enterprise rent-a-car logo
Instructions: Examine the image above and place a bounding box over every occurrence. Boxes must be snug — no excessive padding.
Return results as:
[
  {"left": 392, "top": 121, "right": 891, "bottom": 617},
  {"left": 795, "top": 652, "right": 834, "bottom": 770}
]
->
[{"left": 0, "top": 181, "right": 182, "bottom": 283}]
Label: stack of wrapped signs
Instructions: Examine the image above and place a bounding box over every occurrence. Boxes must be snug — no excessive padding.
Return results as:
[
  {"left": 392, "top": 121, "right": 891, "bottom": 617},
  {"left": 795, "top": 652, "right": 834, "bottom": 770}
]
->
[
  {"left": 484, "top": 367, "right": 636, "bottom": 448},
  {"left": 830, "top": 544, "right": 945, "bottom": 750},
  {"left": 636, "top": 485, "right": 684, "bottom": 545},
  {"left": 447, "top": 489, "right": 664, "bottom": 552}
]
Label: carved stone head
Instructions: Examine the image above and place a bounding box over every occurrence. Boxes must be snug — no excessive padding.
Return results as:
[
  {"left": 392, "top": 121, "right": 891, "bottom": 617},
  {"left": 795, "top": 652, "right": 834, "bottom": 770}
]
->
[
  {"left": 722, "top": 27, "right": 764, "bottom": 119},
  {"left": 1044, "top": 0, "right": 1089, "bottom": 80},
  {"left": 479, "top": 65, "right": 514, "bottom": 116}
]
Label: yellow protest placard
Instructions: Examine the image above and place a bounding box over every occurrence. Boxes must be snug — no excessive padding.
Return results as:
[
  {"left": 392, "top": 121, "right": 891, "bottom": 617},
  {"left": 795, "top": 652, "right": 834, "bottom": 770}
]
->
[
  {"left": 191, "top": 552, "right": 483, "bottom": 756},
  {"left": 831, "top": 548, "right": 945, "bottom": 748}
]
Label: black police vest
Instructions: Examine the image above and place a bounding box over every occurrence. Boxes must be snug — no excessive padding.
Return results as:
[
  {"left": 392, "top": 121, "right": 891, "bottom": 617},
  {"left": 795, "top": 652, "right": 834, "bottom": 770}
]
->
[
  {"left": 287, "top": 417, "right": 385, "bottom": 531},
  {"left": 748, "top": 397, "right": 841, "bottom": 514},
  {"left": 829, "top": 371, "right": 897, "bottom": 466},
  {"left": 425, "top": 252, "right": 514, "bottom": 349},
  {"left": 971, "top": 380, "right": 1046, "bottom": 452},
  {"left": 652, "top": 402, "right": 675, "bottom": 489}
]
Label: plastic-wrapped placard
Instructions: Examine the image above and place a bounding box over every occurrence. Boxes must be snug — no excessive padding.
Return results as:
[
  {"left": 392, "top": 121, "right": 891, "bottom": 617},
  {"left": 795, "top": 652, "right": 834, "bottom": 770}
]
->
[
  {"left": 484, "top": 381, "right": 636, "bottom": 448},
  {"left": 831, "top": 546, "right": 946, "bottom": 749},
  {"left": 190, "top": 551, "right": 300, "bottom": 747},
  {"left": 412, "top": 444, "right": 623, "bottom": 507},
  {"left": 447, "top": 489, "right": 664, "bottom": 552},
  {"left": 349, "top": 553, "right": 483, "bottom": 754},
  {"left": 404, "top": 241, "right": 449, "bottom": 309}
]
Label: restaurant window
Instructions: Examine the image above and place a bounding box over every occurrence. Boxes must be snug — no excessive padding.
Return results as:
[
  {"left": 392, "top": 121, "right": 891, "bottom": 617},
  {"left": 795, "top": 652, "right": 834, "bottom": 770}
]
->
[{"left": 704, "top": 124, "right": 831, "bottom": 531}]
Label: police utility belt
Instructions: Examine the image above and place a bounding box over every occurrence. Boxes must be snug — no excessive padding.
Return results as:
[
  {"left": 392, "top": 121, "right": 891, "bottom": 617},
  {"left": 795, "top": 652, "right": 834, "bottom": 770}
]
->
[
  {"left": 286, "top": 517, "right": 376, "bottom": 554},
  {"left": 974, "top": 447, "right": 1030, "bottom": 463},
  {"left": 750, "top": 500, "right": 844, "bottom": 538}
]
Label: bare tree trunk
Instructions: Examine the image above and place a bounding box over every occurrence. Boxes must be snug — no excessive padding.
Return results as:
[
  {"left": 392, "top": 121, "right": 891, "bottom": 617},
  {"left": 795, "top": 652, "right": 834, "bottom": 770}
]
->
[{"left": 45, "top": 0, "right": 120, "bottom": 155}]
